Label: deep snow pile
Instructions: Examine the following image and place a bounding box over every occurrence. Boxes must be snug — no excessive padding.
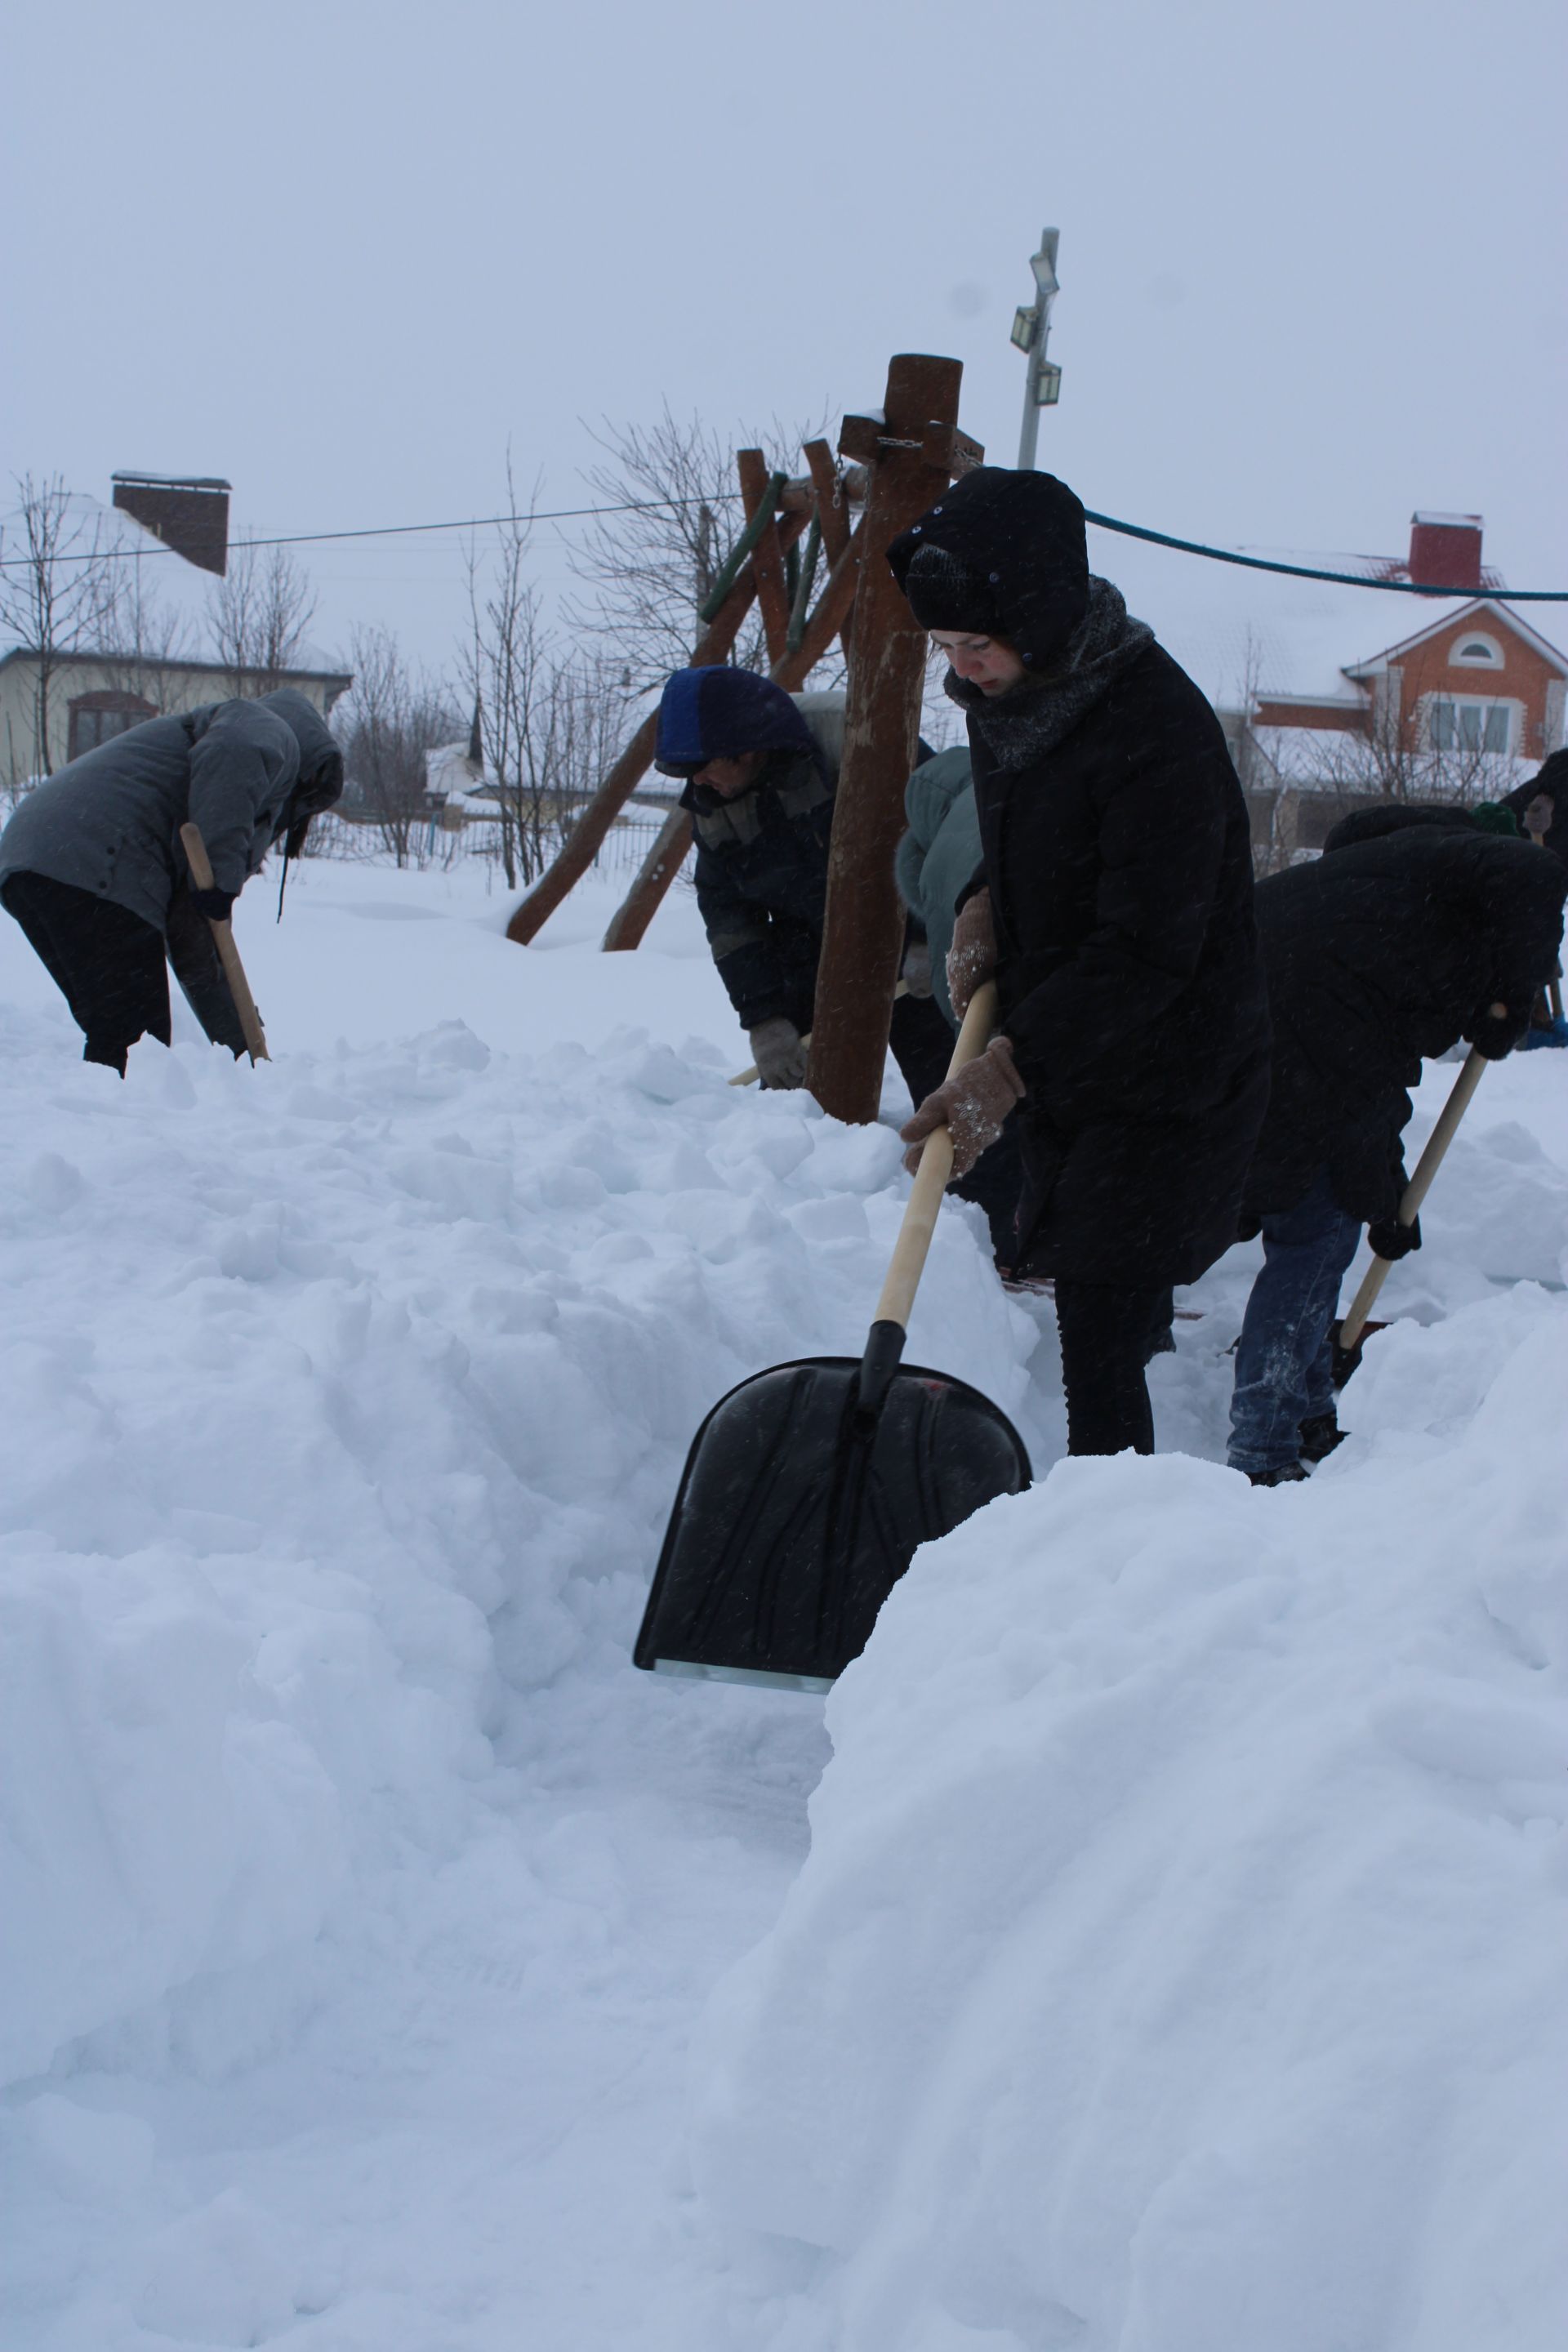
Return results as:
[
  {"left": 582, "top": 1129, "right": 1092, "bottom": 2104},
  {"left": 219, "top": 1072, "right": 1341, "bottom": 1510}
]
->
[
  {"left": 0, "top": 861, "right": 1033, "bottom": 2350},
  {"left": 2, "top": 853, "right": 1566, "bottom": 2351},
  {"left": 692, "top": 1285, "right": 1568, "bottom": 2350}
]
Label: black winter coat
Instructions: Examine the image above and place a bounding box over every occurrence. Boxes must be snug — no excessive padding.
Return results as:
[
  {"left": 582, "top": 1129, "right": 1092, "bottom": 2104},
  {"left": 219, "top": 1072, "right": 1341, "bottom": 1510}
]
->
[
  {"left": 1243, "top": 826, "right": 1568, "bottom": 1225},
  {"left": 683, "top": 748, "right": 835, "bottom": 1033},
  {"left": 971, "top": 643, "right": 1270, "bottom": 1285}
]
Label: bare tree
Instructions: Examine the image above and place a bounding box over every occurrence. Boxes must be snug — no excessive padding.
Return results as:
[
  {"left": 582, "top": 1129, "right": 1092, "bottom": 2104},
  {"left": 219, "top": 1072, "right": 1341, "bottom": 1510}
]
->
[
  {"left": 96, "top": 542, "right": 194, "bottom": 714},
  {"left": 336, "top": 625, "right": 463, "bottom": 866},
  {"left": 462, "top": 465, "right": 637, "bottom": 888},
  {"left": 1289, "top": 689, "right": 1526, "bottom": 813},
  {"left": 566, "top": 406, "right": 841, "bottom": 696},
  {"left": 207, "top": 540, "right": 318, "bottom": 696},
  {"left": 0, "top": 473, "right": 120, "bottom": 788}
]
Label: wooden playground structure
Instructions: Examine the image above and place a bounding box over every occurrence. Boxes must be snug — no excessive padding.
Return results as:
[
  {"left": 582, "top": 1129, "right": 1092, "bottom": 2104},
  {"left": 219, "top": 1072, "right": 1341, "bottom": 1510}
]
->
[{"left": 504, "top": 353, "right": 982, "bottom": 1125}]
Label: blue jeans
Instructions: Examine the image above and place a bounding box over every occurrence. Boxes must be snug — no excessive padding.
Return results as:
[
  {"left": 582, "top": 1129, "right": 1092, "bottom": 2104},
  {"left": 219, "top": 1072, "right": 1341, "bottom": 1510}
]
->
[{"left": 1227, "top": 1171, "right": 1363, "bottom": 1476}]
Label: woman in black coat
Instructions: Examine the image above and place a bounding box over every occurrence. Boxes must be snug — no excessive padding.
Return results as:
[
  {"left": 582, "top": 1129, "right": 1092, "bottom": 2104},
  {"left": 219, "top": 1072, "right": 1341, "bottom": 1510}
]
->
[{"left": 889, "top": 468, "right": 1269, "bottom": 1457}]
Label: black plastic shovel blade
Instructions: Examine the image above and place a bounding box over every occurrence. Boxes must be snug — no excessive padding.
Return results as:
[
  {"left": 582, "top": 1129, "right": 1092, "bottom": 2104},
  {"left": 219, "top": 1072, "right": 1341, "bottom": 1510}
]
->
[{"left": 634, "top": 1356, "right": 1031, "bottom": 1690}]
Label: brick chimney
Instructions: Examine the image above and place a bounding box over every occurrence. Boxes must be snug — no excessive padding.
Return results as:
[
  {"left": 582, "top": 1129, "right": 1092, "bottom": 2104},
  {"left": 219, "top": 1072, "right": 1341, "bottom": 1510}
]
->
[
  {"left": 111, "top": 472, "right": 231, "bottom": 577},
  {"left": 1408, "top": 511, "right": 1482, "bottom": 592}
]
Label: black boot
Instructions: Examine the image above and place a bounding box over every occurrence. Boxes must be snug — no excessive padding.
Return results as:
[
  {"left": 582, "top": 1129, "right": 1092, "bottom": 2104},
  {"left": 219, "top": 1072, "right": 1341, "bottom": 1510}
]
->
[
  {"left": 1298, "top": 1412, "right": 1346, "bottom": 1465},
  {"left": 1248, "top": 1460, "right": 1311, "bottom": 1488}
]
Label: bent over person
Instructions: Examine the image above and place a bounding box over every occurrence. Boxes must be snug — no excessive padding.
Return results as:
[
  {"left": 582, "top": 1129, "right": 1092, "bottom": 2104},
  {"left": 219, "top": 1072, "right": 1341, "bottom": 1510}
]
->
[
  {"left": 0, "top": 688, "right": 343, "bottom": 1072},
  {"left": 653, "top": 664, "right": 953, "bottom": 1096},
  {"left": 1228, "top": 806, "right": 1568, "bottom": 1485},
  {"left": 887, "top": 467, "right": 1270, "bottom": 1458}
]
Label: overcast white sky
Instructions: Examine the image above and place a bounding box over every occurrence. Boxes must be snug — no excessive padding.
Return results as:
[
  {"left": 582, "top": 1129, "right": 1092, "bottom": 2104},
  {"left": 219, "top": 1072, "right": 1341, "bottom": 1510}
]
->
[{"left": 6, "top": 0, "right": 1565, "bottom": 681}]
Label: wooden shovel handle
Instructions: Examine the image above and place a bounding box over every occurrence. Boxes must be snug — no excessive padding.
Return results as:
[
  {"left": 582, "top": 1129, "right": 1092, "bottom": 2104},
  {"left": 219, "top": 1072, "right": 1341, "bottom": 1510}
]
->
[
  {"left": 179, "top": 822, "right": 270, "bottom": 1063},
  {"left": 872, "top": 982, "right": 998, "bottom": 1331},
  {"left": 1338, "top": 1037, "right": 1491, "bottom": 1349}
]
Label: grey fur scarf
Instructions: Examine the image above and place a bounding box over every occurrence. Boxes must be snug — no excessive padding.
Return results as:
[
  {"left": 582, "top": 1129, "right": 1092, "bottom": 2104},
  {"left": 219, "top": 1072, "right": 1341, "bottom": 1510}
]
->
[{"left": 945, "top": 577, "right": 1154, "bottom": 773}]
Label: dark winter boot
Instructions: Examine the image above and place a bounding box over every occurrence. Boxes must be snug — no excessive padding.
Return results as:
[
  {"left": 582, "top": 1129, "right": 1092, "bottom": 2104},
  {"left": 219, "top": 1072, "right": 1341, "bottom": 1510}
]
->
[
  {"left": 1248, "top": 1460, "right": 1311, "bottom": 1488},
  {"left": 1298, "top": 1412, "right": 1346, "bottom": 1465}
]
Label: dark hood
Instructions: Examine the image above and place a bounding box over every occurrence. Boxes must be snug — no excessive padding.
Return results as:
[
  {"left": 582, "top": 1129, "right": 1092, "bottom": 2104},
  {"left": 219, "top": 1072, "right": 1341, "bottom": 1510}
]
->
[
  {"left": 888, "top": 467, "right": 1091, "bottom": 672},
  {"left": 257, "top": 688, "right": 345, "bottom": 815}
]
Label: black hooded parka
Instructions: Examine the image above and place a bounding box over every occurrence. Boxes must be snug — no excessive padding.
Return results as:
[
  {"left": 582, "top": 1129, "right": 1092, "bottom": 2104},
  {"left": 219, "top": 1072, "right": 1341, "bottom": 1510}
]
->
[
  {"left": 890, "top": 469, "right": 1270, "bottom": 1288},
  {"left": 1243, "top": 818, "right": 1568, "bottom": 1225}
]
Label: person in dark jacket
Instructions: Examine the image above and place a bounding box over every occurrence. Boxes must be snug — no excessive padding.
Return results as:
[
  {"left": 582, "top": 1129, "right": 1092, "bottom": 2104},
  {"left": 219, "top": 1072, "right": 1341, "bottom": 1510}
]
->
[
  {"left": 888, "top": 467, "right": 1271, "bottom": 1458},
  {"left": 0, "top": 687, "right": 343, "bottom": 1071},
  {"left": 1228, "top": 811, "right": 1567, "bottom": 1484},
  {"left": 653, "top": 665, "right": 953, "bottom": 1094}
]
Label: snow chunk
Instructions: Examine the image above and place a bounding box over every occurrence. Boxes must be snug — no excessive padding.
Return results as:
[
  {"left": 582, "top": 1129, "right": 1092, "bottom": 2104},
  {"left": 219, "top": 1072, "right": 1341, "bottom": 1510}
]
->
[{"left": 690, "top": 1306, "right": 1568, "bottom": 2352}]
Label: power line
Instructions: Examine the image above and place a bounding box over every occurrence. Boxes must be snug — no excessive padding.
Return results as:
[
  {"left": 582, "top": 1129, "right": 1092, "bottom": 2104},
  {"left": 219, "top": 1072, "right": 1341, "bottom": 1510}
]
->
[
  {"left": 3, "top": 488, "right": 1566, "bottom": 600},
  {"left": 1083, "top": 510, "right": 1567, "bottom": 601},
  {"left": 0, "top": 492, "right": 733, "bottom": 568}
]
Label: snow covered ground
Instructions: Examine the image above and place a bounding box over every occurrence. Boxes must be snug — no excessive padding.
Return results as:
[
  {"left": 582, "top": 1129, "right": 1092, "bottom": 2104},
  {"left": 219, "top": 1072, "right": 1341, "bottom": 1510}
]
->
[{"left": 2, "top": 851, "right": 1566, "bottom": 2350}]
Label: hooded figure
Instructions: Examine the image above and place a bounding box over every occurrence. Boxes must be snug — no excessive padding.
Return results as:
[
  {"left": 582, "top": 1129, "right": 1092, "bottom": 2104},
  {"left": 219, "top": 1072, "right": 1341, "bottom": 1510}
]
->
[
  {"left": 654, "top": 665, "right": 954, "bottom": 1098},
  {"left": 1503, "top": 746, "right": 1568, "bottom": 867},
  {"left": 0, "top": 687, "right": 343, "bottom": 1071},
  {"left": 1228, "top": 812, "right": 1567, "bottom": 1484},
  {"left": 888, "top": 467, "right": 1270, "bottom": 1459}
]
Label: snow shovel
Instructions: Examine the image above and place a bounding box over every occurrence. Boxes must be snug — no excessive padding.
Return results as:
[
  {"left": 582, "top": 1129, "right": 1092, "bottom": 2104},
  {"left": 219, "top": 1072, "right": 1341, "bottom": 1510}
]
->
[
  {"left": 635, "top": 982, "right": 1031, "bottom": 1692},
  {"left": 179, "top": 823, "right": 270, "bottom": 1063},
  {"left": 1331, "top": 1021, "right": 1498, "bottom": 1386}
]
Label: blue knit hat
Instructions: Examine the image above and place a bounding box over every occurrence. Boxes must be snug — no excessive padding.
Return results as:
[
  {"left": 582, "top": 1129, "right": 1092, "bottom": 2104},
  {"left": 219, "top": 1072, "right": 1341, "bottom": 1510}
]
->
[{"left": 654, "top": 666, "right": 821, "bottom": 777}]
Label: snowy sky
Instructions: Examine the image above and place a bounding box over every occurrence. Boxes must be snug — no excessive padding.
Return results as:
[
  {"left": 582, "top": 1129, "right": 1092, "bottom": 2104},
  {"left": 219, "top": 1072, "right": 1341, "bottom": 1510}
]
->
[{"left": 6, "top": 0, "right": 1565, "bottom": 679}]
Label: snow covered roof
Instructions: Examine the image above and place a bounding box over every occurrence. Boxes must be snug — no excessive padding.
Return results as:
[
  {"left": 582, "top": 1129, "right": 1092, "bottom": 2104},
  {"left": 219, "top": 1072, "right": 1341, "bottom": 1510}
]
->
[
  {"left": 1089, "top": 524, "right": 1561, "bottom": 711},
  {"left": 0, "top": 492, "right": 338, "bottom": 672},
  {"left": 1342, "top": 596, "right": 1568, "bottom": 681}
]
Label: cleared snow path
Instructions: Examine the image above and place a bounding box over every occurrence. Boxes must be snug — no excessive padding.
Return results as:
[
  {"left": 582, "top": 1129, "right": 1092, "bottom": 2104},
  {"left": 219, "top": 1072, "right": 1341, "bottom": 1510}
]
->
[{"left": 3, "top": 859, "right": 1566, "bottom": 2350}]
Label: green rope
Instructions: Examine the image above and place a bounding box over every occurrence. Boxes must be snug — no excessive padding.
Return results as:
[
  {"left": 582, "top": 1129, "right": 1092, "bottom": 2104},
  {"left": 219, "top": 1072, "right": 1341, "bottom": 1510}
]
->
[
  {"left": 786, "top": 514, "right": 822, "bottom": 653},
  {"left": 697, "top": 470, "right": 788, "bottom": 624}
]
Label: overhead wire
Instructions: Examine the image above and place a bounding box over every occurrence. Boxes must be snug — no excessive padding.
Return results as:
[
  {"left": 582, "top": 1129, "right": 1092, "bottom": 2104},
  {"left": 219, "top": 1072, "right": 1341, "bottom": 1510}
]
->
[{"left": 2, "top": 488, "right": 1565, "bottom": 599}]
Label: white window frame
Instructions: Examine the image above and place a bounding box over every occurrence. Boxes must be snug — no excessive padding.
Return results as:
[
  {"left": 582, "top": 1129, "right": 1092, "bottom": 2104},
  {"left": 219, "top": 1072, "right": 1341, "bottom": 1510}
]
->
[
  {"left": 1449, "top": 631, "right": 1503, "bottom": 669},
  {"left": 1423, "top": 694, "right": 1518, "bottom": 755}
]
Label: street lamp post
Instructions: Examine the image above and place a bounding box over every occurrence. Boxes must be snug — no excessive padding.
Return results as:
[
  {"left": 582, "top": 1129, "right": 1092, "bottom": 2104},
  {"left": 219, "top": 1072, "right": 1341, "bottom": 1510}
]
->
[{"left": 1011, "top": 228, "right": 1062, "bottom": 470}]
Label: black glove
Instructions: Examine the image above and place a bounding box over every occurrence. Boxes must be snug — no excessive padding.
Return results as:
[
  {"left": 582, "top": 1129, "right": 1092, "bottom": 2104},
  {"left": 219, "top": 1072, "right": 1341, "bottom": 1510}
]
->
[
  {"left": 1469, "top": 1004, "right": 1526, "bottom": 1061},
  {"left": 189, "top": 887, "right": 236, "bottom": 923},
  {"left": 1367, "top": 1214, "right": 1420, "bottom": 1262}
]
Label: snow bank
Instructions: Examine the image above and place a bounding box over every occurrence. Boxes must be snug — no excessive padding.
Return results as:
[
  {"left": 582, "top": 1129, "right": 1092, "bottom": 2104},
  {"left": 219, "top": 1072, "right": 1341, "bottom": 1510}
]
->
[
  {"left": 0, "top": 988, "right": 1028, "bottom": 2095},
  {"left": 692, "top": 1288, "right": 1568, "bottom": 2352}
]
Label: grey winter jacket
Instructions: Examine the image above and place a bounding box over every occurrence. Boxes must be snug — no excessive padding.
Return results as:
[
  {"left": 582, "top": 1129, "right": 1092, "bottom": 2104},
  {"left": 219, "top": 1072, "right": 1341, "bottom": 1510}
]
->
[
  {"left": 0, "top": 688, "right": 343, "bottom": 933},
  {"left": 893, "top": 746, "right": 980, "bottom": 1028}
]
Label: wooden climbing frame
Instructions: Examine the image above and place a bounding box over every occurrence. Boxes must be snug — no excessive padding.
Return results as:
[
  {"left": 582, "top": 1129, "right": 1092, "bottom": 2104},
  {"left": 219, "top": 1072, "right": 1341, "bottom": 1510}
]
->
[{"left": 505, "top": 354, "right": 982, "bottom": 1129}]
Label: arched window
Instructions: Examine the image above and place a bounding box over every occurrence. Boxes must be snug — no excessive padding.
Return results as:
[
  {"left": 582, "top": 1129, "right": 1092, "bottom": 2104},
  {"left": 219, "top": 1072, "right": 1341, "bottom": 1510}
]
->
[
  {"left": 68, "top": 690, "right": 158, "bottom": 759},
  {"left": 1450, "top": 633, "right": 1503, "bottom": 669}
]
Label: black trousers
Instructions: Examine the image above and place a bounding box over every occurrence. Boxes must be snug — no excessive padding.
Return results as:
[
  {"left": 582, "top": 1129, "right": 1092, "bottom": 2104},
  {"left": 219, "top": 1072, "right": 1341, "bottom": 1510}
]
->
[
  {"left": 2, "top": 872, "right": 172, "bottom": 1073},
  {"left": 1053, "top": 1280, "right": 1174, "bottom": 1457}
]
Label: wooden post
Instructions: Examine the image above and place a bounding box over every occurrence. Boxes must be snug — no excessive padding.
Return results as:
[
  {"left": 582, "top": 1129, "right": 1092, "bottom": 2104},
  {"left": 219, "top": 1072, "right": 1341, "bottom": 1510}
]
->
[
  {"left": 808, "top": 354, "right": 966, "bottom": 1125},
  {"left": 737, "top": 450, "right": 793, "bottom": 666},
  {"left": 803, "top": 437, "right": 853, "bottom": 658},
  {"left": 600, "top": 511, "right": 868, "bottom": 950}
]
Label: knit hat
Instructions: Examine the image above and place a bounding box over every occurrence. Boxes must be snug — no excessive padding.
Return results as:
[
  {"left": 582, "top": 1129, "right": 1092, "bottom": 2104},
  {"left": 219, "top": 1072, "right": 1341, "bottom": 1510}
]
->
[
  {"left": 653, "top": 665, "right": 821, "bottom": 777},
  {"left": 888, "top": 468, "right": 1091, "bottom": 672},
  {"left": 898, "top": 541, "right": 1004, "bottom": 639}
]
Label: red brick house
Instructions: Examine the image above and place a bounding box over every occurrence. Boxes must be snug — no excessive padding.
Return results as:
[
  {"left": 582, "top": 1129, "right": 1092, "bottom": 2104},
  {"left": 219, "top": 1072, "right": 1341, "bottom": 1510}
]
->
[{"left": 1240, "top": 514, "right": 1567, "bottom": 862}]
